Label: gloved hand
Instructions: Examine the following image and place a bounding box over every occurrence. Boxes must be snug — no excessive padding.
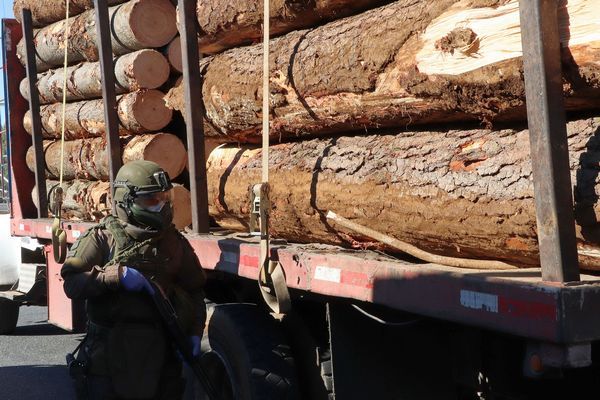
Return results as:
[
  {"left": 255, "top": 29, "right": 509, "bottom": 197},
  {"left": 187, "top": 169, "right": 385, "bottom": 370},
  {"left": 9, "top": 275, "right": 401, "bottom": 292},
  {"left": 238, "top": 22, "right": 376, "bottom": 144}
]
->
[
  {"left": 190, "top": 335, "right": 201, "bottom": 358},
  {"left": 120, "top": 267, "right": 153, "bottom": 293}
]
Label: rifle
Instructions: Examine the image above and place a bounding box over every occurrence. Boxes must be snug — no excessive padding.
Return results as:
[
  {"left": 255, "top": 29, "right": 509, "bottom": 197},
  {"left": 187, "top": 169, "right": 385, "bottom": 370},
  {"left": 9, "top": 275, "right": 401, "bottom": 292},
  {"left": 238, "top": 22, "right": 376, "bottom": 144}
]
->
[{"left": 146, "top": 281, "right": 222, "bottom": 400}]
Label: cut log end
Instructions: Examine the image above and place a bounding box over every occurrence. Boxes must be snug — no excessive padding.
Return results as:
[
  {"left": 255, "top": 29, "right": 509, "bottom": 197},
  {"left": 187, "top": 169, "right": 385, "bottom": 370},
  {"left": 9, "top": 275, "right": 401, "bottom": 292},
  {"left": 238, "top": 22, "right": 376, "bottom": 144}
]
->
[
  {"left": 119, "top": 133, "right": 186, "bottom": 179},
  {"left": 129, "top": 89, "right": 173, "bottom": 131},
  {"left": 166, "top": 36, "right": 182, "bottom": 73},
  {"left": 129, "top": 49, "right": 171, "bottom": 89},
  {"left": 129, "top": 0, "right": 177, "bottom": 48},
  {"left": 171, "top": 184, "right": 191, "bottom": 231}
]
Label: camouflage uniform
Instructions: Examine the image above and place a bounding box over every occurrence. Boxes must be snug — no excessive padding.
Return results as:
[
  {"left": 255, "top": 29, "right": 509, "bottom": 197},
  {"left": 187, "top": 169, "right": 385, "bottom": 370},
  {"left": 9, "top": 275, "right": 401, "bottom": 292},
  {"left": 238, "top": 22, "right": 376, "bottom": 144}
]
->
[{"left": 61, "top": 161, "right": 206, "bottom": 400}]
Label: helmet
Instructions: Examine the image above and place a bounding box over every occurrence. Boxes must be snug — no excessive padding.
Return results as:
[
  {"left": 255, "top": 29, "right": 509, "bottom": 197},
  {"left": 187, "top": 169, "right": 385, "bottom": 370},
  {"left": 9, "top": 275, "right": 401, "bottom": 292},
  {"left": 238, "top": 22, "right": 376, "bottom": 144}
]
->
[{"left": 113, "top": 160, "right": 174, "bottom": 230}]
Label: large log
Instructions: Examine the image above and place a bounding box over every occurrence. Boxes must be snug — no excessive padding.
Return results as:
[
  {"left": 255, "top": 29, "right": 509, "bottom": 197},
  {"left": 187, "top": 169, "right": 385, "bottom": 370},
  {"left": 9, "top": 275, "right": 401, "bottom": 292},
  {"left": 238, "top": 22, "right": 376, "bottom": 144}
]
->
[
  {"left": 25, "top": 133, "right": 187, "bottom": 180},
  {"left": 206, "top": 117, "right": 600, "bottom": 270},
  {"left": 36, "top": 180, "right": 191, "bottom": 229},
  {"left": 23, "top": 90, "right": 173, "bottom": 139},
  {"left": 195, "top": 0, "right": 391, "bottom": 54},
  {"left": 166, "top": 0, "right": 600, "bottom": 143},
  {"left": 17, "top": 0, "right": 177, "bottom": 72},
  {"left": 13, "top": 0, "right": 126, "bottom": 28},
  {"left": 20, "top": 49, "right": 170, "bottom": 104}
]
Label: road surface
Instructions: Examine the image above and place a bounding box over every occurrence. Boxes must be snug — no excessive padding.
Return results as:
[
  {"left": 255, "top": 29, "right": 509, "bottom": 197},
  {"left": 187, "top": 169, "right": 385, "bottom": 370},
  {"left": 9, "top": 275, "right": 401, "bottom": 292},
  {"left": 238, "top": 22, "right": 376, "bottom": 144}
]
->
[{"left": 0, "top": 305, "right": 80, "bottom": 400}]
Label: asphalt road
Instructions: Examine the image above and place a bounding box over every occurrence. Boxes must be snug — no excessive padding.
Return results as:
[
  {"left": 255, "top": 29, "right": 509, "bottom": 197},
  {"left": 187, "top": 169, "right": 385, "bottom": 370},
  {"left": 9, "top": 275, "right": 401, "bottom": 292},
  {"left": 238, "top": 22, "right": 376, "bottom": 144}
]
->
[{"left": 0, "top": 305, "right": 82, "bottom": 400}]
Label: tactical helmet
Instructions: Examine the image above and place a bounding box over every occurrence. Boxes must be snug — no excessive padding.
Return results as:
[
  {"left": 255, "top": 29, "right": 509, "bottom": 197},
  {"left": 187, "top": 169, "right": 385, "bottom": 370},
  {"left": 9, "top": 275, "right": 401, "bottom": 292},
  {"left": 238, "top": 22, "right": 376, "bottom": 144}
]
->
[{"left": 113, "top": 160, "right": 174, "bottom": 230}]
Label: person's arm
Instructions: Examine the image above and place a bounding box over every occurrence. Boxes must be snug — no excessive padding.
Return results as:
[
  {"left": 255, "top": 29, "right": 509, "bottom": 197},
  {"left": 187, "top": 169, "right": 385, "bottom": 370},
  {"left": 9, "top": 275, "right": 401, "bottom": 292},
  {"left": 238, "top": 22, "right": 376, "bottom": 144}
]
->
[{"left": 60, "top": 228, "right": 121, "bottom": 299}]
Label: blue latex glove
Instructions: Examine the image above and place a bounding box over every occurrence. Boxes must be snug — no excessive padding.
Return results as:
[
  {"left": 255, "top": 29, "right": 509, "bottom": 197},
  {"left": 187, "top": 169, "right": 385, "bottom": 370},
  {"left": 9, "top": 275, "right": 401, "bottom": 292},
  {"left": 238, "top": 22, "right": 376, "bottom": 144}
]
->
[
  {"left": 190, "top": 335, "right": 201, "bottom": 358},
  {"left": 120, "top": 267, "right": 153, "bottom": 293}
]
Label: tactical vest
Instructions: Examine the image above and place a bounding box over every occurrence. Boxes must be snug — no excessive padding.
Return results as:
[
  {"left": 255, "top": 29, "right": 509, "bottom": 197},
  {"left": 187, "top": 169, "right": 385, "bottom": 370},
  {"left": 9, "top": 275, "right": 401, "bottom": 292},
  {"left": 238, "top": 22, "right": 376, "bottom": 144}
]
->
[
  {"left": 99, "top": 215, "right": 162, "bottom": 268},
  {"left": 95, "top": 216, "right": 195, "bottom": 334}
]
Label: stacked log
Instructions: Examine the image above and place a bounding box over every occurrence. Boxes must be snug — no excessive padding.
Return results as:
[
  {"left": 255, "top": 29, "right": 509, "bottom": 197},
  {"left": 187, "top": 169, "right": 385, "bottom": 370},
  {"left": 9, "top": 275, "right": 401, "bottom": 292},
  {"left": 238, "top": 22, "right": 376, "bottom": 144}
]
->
[
  {"left": 206, "top": 118, "right": 600, "bottom": 270},
  {"left": 25, "top": 133, "right": 187, "bottom": 180},
  {"left": 195, "top": 0, "right": 392, "bottom": 54},
  {"left": 23, "top": 90, "right": 173, "bottom": 139},
  {"left": 34, "top": 179, "right": 111, "bottom": 222},
  {"left": 35, "top": 180, "right": 191, "bottom": 229},
  {"left": 165, "top": 36, "right": 182, "bottom": 74},
  {"left": 165, "top": 0, "right": 600, "bottom": 143},
  {"left": 17, "top": 0, "right": 177, "bottom": 71},
  {"left": 14, "top": 0, "right": 127, "bottom": 28},
  {"left": 16, "top": 0, "right": 193, "bottom": 229},
  {"left": 20, "top": 49, "right": 170, "bottom": 103}
]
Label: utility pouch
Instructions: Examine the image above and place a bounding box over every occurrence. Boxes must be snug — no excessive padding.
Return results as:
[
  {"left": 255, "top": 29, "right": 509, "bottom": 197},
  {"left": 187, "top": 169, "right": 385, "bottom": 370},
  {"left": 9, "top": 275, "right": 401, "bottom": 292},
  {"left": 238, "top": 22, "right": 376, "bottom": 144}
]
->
[
  {"left": 107, "top": 323, "right": 166, "bottom": 399},
  {"left": 66, "top": 339, "right": 90, "bottom": 400}
]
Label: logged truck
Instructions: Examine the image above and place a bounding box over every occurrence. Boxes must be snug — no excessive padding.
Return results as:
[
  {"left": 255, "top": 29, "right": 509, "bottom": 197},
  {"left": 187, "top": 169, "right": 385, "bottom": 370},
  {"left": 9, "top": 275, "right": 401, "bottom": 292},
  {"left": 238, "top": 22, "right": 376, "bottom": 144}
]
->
[{"left": 3, "top": 0, "right": 600, "bottom": 398}]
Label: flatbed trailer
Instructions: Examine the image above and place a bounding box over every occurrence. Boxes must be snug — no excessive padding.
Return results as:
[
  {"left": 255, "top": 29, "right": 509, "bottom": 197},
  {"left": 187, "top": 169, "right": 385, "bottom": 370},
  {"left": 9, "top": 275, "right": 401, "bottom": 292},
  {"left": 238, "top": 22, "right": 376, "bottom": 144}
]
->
[{"left": 3, "top": 1, "right": 600, "bottom": 399}]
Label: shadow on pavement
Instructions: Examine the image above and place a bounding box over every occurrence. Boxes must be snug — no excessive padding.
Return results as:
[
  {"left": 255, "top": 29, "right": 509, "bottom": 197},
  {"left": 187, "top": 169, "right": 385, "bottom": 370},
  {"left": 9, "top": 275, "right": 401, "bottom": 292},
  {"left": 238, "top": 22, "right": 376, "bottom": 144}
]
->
[
  {"left": 11, "top": 322, "right": 76, "bottom": 337},
  {"left": 0, "top": 365, "right": 75, "bottom": 400}
]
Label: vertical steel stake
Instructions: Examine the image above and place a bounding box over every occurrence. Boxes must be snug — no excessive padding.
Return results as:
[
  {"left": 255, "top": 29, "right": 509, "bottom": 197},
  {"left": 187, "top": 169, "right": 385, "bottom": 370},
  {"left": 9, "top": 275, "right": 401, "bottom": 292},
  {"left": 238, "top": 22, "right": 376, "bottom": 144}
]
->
[
  {"left": 178, "top": 0, "right": 209, "bottom": 234},
  {"left": 94, "top": 0, "right": 121, "bottom": 212},
  {"left": 21, "top": 9, "right": 48, "bottom": 218},
  {"left": 519, "top": 0, "right": 579, "bottom": 282}
]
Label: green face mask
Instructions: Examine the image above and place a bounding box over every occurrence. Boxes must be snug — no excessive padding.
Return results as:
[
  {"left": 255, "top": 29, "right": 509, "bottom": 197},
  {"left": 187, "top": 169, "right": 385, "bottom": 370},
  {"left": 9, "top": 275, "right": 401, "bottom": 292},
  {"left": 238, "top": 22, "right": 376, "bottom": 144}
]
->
[{"left": 129, "top": 202, "right": 173, "bottom": 230}]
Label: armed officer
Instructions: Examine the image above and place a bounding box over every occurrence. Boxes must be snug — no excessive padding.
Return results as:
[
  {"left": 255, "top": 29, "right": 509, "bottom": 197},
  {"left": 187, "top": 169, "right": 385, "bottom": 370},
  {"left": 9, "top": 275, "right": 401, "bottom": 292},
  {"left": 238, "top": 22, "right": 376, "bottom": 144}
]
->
[{"left": 61, "top": 160, "right": 207, "bottom": 400}]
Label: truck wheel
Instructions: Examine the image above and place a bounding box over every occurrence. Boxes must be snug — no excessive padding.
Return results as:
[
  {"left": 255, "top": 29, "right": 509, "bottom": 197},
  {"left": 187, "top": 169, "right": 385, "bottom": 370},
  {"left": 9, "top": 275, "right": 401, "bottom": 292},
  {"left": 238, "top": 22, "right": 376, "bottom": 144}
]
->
[
  {"left": 191, "top": 304, "right": 300, "bottom": 400},
  {"left": 0, "top": 298, "right": 19, "bottom": 334}
]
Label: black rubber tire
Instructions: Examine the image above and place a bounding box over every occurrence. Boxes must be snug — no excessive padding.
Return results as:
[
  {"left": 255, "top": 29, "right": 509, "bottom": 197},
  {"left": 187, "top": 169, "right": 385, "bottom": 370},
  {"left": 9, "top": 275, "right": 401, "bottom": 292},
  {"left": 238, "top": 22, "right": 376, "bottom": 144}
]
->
[
  {"left": 191, "top": 304, "right": 300, "bottom": 400},
  {"left": 0, "top": 298, "right": 19, "bottom": 334}
]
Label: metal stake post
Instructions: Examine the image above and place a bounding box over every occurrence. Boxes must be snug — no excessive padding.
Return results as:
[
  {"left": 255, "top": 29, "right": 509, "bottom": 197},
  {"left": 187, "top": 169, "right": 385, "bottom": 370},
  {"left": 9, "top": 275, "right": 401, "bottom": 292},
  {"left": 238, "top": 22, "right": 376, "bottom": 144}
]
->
[
  {"left": 21, "top": 9, "right": 48, "bottom": 218},
  {"left": 94, "top": 0, "right": 122, "bottom": 210},
  {"left": 519, "top": 0, "right": 579, "bottom": 282},
  {"left": 178, "top": 0, "right": 209, "bottom": 234}
]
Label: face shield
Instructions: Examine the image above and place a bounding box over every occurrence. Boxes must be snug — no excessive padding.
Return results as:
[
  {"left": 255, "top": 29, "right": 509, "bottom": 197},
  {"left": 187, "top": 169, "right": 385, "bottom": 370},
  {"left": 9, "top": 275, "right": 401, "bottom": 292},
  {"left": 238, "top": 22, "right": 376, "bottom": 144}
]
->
[{"left": 133, "top": 190, "right": 173, "bottom": 213}]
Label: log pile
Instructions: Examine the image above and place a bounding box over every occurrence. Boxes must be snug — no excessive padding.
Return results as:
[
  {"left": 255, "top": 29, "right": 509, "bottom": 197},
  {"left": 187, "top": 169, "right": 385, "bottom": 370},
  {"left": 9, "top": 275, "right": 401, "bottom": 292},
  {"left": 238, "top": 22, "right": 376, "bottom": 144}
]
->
[
  {"left": 193, "top": 0, "right": 600, "bottom": 270},
  {"left": 25, "top": 133, "right": 187, "bottom": 180},
  {"left": 34, "top": 180, "right": 191, "bottom": 230},
  {"left": 20, "top": 0, "right": 600, "bottom": 268},
  {"left": 17, "top": 0, "right": 192, "bottom": 229},
  {"left": 165, "top": 0, "right": 600, "bottom": 143}
]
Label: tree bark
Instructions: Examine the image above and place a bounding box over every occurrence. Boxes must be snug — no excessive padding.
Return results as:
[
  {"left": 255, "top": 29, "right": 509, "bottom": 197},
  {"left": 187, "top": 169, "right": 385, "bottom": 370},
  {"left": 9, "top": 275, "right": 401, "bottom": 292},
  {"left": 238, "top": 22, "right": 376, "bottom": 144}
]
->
[
  {"left": 13, "top": 0, "right": 126, "bottom": 28},
  {"left": 23, "top": 89, "right": 173, "bottom": 139},
  {"left": 34, "top": 179, "right": 112, "bottom": 221},
  {"left": 166, "top": 0, "right": 600, "bottom": 143},
  {"left": 206, "top": 117, "right": 600, "bottom": 270},
  {"left": 26, "top": 133, "right": 187, "bottom": 180},
  {"left": 20, "top": 49, "right": 170, "bottom": 104},
  {"left": 196, "top": 0, "right": 391, "bottom": 54},
  {"left": 36, "top": 180, "right": 191, "bottom": 229},
  {"left": 17, "top": 0, "right": 177, "bottom": 72}
]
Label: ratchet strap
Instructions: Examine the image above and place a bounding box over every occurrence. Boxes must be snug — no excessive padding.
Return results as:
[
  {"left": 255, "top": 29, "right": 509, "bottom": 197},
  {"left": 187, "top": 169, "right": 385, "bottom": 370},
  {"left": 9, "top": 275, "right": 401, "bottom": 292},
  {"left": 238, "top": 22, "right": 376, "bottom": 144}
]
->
[
  {"left": 51, "top": 0, "right": 71, "bottom": 263},
  {"left": 256, "top": 1, "right": 290, "bottom": 315}
]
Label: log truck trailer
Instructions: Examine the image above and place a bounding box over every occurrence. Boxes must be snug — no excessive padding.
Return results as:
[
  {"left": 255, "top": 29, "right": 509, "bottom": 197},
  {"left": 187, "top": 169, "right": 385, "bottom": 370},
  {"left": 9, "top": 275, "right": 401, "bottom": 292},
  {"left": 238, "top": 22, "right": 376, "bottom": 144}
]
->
[{"left": 2, "top": 1, "right": 600, "bottom": 399}]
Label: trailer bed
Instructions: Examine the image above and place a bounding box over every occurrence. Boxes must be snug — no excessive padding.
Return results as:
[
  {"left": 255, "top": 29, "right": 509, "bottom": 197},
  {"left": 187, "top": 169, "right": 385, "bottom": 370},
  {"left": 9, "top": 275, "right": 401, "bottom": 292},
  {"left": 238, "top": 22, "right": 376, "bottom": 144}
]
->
[{"left": 11, "top": 217, "right": 600, "bottom": 344}]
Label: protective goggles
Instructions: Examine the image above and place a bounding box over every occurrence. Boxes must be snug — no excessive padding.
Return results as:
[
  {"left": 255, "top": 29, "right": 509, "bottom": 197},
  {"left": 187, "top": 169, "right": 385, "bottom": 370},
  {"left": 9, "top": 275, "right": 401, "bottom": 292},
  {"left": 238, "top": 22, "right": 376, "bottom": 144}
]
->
[{"left": 133, "top": 190, "right": 173, "bottom": 212}]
